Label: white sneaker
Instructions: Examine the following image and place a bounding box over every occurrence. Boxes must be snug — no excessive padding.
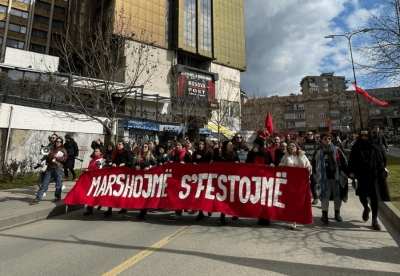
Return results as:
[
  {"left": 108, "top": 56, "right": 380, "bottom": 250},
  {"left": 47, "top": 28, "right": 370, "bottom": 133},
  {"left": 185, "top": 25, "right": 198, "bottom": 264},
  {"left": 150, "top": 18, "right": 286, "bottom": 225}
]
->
[
  {"left": 289, "top": 222, "right": 296, "bottom": 229},
  {"left": 62, "top": 185, "right": 66, "bottom": 190},
  {"left": 43, "top": 192, "right": 46, "bottom": 197},
  {"left": 174, "top": 215, "right": 181, "bottom": 220}
]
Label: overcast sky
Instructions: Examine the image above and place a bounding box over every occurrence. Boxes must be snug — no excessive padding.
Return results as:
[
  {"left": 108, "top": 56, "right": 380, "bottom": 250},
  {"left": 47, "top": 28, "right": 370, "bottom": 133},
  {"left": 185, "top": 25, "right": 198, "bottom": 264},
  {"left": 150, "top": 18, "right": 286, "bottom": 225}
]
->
[{"left": 240, "top": 0, "right": 387, "bottom": 96}]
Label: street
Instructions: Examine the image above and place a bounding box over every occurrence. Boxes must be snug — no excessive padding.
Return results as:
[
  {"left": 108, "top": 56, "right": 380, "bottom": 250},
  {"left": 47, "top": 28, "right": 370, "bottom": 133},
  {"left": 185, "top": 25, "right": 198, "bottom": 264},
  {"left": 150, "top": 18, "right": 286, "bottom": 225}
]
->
[{"left": 0, "top": 190, "right": 399, "bottom": 276}]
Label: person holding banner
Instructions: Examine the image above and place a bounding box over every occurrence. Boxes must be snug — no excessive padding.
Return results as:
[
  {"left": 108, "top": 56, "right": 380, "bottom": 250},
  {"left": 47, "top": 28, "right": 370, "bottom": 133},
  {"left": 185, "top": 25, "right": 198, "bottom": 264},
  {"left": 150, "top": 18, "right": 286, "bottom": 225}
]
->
[
  {"left": 312, "top": 132, "right": 348, "bottom": 225},
  {"left": 170, "top": 140, "right": 192, "bottom": 219},
  {"left": 155, "top": 144, "right": 170, "bottom": 165},
  {"left": 193, "top": 139, "right": 214, "bottom": 221},
  {"left": 246, "top": 137, "right": 275, "bottom": 226},
  {"left": 232, "top": 134, "right": 249, "bottom": 152},
  {"left": 83, "top": 147, "right": 104, "bottom": 216},
  {"left": 129, "top": 143, "right": 158, "bottom": 219},
  {"left": 103, "top": 141, "right": 134, "bottom": 217},
  {"left": 279, "top": 141, "right": 311, "bottom": 229},
  {"left": 273, "top": 141, "right": 287, "bottom": 166},
  {"left": 303, "top": 132, "right": 319, "bottom": 205},
  {"left": 214, "top": 140, "right": 240, "bottom": 225},
  {"left": 348, "top": 128, "right": 390, "bottom": 231}
]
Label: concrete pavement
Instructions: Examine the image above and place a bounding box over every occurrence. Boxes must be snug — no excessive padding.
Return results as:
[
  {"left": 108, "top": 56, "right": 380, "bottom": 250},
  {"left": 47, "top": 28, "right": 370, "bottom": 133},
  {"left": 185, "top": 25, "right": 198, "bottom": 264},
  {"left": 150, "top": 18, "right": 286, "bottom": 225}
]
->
[{"left": 0, "top": 180, "right": 83, "bottom": 231}]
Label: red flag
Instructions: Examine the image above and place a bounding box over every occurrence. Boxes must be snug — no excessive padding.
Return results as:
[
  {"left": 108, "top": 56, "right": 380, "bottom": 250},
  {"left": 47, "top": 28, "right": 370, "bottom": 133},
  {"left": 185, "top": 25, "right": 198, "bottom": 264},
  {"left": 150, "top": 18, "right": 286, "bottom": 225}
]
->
[
  {"left": 264, "top": 112, "right": 274, "bottom": 134},
  {"left": 351, "top": 82, "right": 390, "bottom": 107},
  {"left": 327, "top": 117, "right": 332, "bottom": 132}
]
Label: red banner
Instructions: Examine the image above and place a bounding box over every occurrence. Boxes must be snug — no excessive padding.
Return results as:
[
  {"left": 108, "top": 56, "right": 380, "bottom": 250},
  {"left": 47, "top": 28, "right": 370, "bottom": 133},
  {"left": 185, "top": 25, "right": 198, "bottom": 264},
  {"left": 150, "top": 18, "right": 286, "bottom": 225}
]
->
[{"left": 64, "top": 163, "right": 313, "bottom": 224}]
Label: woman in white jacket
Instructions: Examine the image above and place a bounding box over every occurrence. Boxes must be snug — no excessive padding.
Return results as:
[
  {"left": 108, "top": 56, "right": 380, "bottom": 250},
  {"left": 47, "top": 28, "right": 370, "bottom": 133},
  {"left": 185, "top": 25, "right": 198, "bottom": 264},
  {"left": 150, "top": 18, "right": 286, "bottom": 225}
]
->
[{"left": 279, "top": 140, "right": 312, "bottom": 229}]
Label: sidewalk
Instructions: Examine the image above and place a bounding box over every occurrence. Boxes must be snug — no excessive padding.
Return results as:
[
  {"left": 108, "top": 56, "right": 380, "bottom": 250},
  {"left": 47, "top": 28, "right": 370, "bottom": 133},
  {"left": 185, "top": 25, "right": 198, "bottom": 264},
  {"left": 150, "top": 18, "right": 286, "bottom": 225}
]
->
[
  {"left": 0, "top": 178, "right": 399, "bottom": 233},
  {"left": 0, "top": 180, "right": 83, "bottom": 231}
]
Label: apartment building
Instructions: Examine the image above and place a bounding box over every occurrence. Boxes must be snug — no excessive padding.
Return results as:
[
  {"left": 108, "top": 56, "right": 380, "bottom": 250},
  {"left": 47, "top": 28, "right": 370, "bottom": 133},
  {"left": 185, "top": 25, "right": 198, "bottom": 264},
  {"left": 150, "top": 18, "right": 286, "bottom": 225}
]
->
[
  {"left": 300, "top": 72, "right": 347, "bottom": 94},
  {"left": 0, "top": 0, "right": 68, "bottom": 57}
]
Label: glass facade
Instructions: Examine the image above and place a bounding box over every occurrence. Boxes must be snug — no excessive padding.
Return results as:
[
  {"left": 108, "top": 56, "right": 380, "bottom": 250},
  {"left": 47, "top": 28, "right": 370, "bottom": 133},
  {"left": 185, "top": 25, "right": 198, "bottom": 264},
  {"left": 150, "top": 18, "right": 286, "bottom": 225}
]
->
[
  {"left": 183, "top": 0, "right": 196, "bottom": 48},
  {"left": 200, "top": 0, "right": 212, "bottom": 52}
]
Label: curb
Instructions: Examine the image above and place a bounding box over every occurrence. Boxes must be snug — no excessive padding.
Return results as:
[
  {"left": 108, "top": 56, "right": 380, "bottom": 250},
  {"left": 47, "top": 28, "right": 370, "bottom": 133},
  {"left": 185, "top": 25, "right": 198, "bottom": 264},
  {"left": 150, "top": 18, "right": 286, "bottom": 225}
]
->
[
  {"left": 379, "top": 201, "right": 400, "bottom": 233},
  {"left": 0, "top": 204, "right": 84, "bottom": 231}
]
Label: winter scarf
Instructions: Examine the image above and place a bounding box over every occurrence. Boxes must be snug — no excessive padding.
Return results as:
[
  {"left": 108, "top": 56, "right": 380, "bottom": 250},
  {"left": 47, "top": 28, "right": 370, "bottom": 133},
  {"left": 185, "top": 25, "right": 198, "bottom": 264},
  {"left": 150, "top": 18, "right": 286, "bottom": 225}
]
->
[
  {"left": 172, "top": 147, "right": 187, "bottom": 162},
  {"left": 314, "top": 144, "right": 340, "bottom": 198}
]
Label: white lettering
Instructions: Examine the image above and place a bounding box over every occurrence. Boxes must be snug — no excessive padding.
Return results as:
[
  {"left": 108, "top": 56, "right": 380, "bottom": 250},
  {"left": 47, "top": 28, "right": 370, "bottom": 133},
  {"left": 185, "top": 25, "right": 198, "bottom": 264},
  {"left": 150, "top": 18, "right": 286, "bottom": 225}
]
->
[
  {"left": 180, "top": 175, "right": 192, "bottom": 199},
  {"left": 273, "top": 178, "right": 287, "bottom": 208},
  {"left": 133, "top": 175, "right": 143, "bottom": 198},
  {"left": 87, "top": 176, "right": 101, "bottom": 196},
  {"left": 113, "top": 174, "right": 125, "bottom": 197},
  {"left": 250, "top": 177, "right": 261, "bottom": 204},
  {"left": 228, "top": 175, "right": 240, "bottom": 202},
  {"left": 239, "top": 177, "right": 251, "bottom": 203},
  {"left": 261, "top": 177, "right": 274, "bottom": 206},
  {"left": 217, "top": 175, "right": 227, "bottom": 201},
  {"left": 195, "top": 173, "right": 208, "bottom": 198},
  {"left": 205, "top": 173, "right": 217, "bottom": 200}
]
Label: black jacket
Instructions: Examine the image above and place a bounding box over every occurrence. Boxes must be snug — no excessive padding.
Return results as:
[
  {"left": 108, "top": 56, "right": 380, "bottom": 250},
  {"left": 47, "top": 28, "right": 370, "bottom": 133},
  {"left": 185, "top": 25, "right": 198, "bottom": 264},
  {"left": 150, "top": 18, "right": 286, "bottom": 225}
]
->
[
  {"left": 192, "top": 149, "right": 213, "bottom": 163},
  {"left": 64, "top": 138, "right": 79, "bottom": 161},
  {"left": 112, "top": 150, "right": 133, "bottom": 167}
]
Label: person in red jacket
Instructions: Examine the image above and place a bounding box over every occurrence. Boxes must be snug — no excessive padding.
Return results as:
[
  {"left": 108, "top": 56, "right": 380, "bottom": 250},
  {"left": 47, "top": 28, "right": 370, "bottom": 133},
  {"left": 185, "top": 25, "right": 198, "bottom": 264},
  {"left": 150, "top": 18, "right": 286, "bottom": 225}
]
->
[{"left": 83, "top": 148, "right": 104, "bottom": 215}]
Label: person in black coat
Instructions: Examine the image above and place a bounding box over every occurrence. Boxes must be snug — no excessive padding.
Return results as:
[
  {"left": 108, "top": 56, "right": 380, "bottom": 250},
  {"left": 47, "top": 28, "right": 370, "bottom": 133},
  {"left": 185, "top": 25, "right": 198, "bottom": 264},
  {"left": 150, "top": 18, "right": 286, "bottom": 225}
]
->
[
  {"left": 214, "top": 140, "right": 240, "bottom": 225},
  {"left": 155, "top": 144, "right": 170, "bottom": 165},
  {"left": 348, "top": 128, "right": 391, "bottom": 231},
  {"left": 245, "top": 137, "right": 274, "bottom": 226},
  {"left": 192, "top": 139, "right": 214, "bottom": 221},
  {"left": 273, "top": 141, "right": 287, "bottom": 166},
  {"left": 103, "top": 141, "right": 133, "bottom": 217},
  {"left": 63, "top": 134, "right": 79, "bottom": 181}
]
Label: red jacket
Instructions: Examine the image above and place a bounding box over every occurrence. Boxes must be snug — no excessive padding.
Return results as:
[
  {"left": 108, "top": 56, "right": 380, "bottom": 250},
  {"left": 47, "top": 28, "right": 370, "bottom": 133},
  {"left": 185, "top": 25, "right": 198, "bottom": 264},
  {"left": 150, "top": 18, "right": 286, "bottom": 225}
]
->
[{"left": 88, "top": 154, "right": 104, "bottom": 170}]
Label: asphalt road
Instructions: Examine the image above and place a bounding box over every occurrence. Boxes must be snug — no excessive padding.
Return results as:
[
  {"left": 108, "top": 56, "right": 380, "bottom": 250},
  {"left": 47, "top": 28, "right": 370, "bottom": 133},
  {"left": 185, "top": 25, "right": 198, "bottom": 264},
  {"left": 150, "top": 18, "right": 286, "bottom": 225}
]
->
[
  {"left": 1, "top": 193, "right": 400, "bottom": 276},
  {"left": 388, "top": 144, "right": 400, "bottom": 158}
]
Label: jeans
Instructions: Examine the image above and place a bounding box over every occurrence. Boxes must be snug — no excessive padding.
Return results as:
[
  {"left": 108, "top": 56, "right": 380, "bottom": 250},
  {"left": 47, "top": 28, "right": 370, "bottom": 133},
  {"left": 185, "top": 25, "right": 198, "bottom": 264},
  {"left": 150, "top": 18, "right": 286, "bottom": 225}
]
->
[{"left": 35, "top": 168, "right": 63, "bottom": 201}]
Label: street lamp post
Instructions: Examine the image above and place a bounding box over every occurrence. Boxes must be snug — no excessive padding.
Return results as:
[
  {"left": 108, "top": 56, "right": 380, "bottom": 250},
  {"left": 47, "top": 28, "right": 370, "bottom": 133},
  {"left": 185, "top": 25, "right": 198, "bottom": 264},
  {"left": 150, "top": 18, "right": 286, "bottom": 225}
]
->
[{"left": 325, "top": 28, "right": 371, "bottom": 129}]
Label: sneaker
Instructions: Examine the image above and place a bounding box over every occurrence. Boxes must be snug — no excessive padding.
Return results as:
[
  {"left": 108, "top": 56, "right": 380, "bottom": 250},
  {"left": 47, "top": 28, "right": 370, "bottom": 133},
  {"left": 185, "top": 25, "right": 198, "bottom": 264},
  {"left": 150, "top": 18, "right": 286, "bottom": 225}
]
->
[
  {"left": 29, "top": 200, "right": 39, "bottom": 205},
  {"left": 118, "top": 209, "right": 127, "bottom": 214},
  {"left": 372, "top": 219, "right": 381, "bottom": 231},
  {"left": 103, "top": 210, "right": 112, "bottom": 217},
  {"left": 63, "top": 178, "right": 69, "bottom": 181},
  {"left": 173, "top": 215, "right": 181, "bottom": 220},
  {"left": 62, "top": 185, "right": 66, "bottom": 190},
  {"left": 51, "top": 198, "right": 61, "bottom": 203},
  {"left": 232, "top": 216, "right": 238, "bottom": 221},
  {"left": 289, "top": 222, "right": 296, "bottom": 230},
  {"left": 188, "top": 210, "right": 197, "bottom": 214},
  {"left": 83, "top": 211, "right": 93, "bottom": 216},
  {"left": 97, "top": 206, "right": 102, "bottom": 211},
  {"left": 257, "top": 219, "right": 270, "bottom": 226},
  {"left": 312, "top": 198, "right": 318, "bottom": 205},
  {"left": 207, "top": 212, "right": 212, "bottom": 217},
  {"left": 43, "top": 192, "right": 46, "bottom": 197}
]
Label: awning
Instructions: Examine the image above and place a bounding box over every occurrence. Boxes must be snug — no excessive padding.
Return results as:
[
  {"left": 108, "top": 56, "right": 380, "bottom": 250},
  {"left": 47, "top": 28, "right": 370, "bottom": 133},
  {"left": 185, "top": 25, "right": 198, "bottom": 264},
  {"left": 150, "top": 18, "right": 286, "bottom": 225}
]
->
[{"left": 205, "top": 123, "right": 234, "bottom": 137}]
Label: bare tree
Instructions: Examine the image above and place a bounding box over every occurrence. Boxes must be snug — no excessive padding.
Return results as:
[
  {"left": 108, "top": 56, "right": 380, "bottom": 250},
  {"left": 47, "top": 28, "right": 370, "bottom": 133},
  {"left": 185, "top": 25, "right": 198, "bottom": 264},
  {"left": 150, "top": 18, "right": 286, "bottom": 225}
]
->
[
  {"left": 241, "top": 91, "right": 286, "bottom": 132},
  {"left": 357, "top": 0, "right": 400, "bottom": 86},
  {"left": 42, "top": 9, "right": 161, "bottom": 142}
]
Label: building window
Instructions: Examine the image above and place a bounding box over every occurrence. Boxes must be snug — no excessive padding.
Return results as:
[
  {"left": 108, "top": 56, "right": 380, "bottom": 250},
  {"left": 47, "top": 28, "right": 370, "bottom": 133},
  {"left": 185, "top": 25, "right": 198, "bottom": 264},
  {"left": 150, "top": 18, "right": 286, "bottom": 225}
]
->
[
  {"left": 165, "top": 0, "right": 170, "bottom": 44},
  {"left": 308, "top": 104, "right": 313, "bottom": 109},
  {"left": 29, "top": 43, "right": 45, "bottom": 53},
  {"left": 0, "top": 21, "right": 5, "bottom": 28},
  {"left": 0, "top": 5, "right": 7, "bottom": 13},
  {"left": 294, "top": 104, "right": 304, "bottom": 110},
  {"left": 183, "top": 0, "right": 196, "bottom": 47},
  {"left": 34, "top": 15, "right": 49, "bottom": 24},
  {"left": 6, "top": 38, "right": 24, "bottom": 49},
  {"left": 200, "top": 0, "right": 212, "bottom": 52},
  {"left": 324, "top": 88, "right": 329, "bottom": 92},
  {"left": 0, "top": 37, "right": 3, "bottom": 45},
  {"left": 8, "top": 23, "right": 27, "bottom": 34},
  {"left": 16, "top": 0, "right": 31, "bottom": 3},
  {"left": 53, "top": 5, "right": 65, "bottom": 14},
  {"left": 32, "top": 28, "right": 47, "bottom": 38},
  {"left": 318, "top": 104, "right": 325, "bottom": 108},
  {"left": 295, "top": 113, "right": 304, "bottom": 119},
  {"left": 320, "top": 122, "right": 327, "bottom": 127},
  {"left": 308, "top": 123, "right": 316, "bottom": 127},
  {"left": 308, "top": 113, "right": 314, "bottom": 118},
  {"left": 36, "top": 0, "right": 51, "bottom": 10},
  {"left": 285, "top": 113, "right": 295, "bottom": 119},
  {"left": 319, "top": 113, "right": 326, "bottom": 118},
  {"left": 52, "top": 19, "right": 63, "bottom": 28},
  {"left": 11, "top": 8, "right": 29, "bottom": 19}
]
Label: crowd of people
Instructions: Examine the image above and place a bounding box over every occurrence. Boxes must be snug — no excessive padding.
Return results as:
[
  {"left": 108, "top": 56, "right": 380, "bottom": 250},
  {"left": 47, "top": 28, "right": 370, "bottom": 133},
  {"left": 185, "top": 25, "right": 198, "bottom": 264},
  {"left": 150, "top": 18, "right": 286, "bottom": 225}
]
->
[{"left": 30, "top": 127, "right": 391, "bottom": 230}]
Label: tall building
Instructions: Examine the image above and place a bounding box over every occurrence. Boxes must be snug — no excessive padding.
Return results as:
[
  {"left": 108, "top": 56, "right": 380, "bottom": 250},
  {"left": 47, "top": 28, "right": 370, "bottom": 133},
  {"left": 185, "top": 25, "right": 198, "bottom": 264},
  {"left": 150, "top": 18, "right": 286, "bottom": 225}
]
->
[
  {"left": 83, "top": 0, "right": 247, "bottom": 141},
  {"left": 300, "top": 72, "right": 348, "bottom": 94},
  {"left": 0, "top": 0, "right": 68, "bottom": 57},
  {"left": 0, "top": 0, "right": 247, "bottom": 143}
]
